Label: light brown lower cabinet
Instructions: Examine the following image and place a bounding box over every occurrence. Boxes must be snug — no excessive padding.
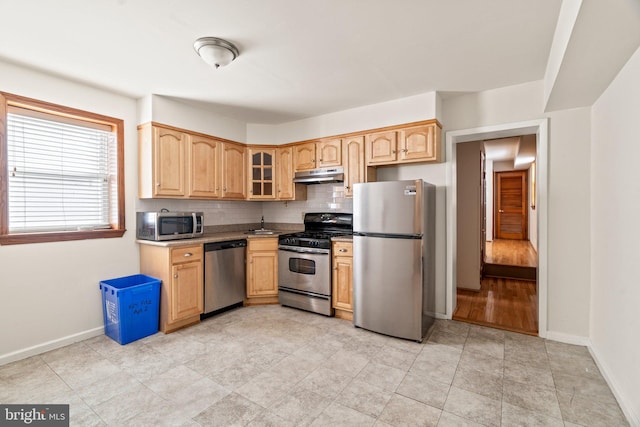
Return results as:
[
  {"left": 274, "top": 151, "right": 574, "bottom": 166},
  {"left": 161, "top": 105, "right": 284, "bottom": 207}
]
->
[
  {"left": 332, "top": 241, "right": 353, "bottom": 321},
  {"left": 139, "top": 244, "right": 203, "bottom": 333},
  {"left": 246, "top": 237, "right": 279, "bottom": 305}
]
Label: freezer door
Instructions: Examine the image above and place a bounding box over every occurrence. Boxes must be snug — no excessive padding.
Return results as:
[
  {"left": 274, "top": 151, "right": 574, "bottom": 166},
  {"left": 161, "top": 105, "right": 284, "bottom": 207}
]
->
[
  {"left": 353, "top": 235, "right": 424, "bottom": 341},
  {"left": 353, "top": 180, "right": 423, "bottom": 235}
]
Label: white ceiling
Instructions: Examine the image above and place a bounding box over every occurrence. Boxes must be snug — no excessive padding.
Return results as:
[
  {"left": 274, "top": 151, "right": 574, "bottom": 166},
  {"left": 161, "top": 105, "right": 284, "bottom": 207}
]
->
[
  {"left": 483, "top": 135, "right": 536, "bottom": 169},
  {"left": 0, "top": 0, "right": 563, "bottom": 124}
]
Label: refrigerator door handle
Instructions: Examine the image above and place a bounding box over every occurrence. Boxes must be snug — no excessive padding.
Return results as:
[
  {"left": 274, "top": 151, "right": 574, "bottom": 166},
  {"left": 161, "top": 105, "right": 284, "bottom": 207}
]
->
[{"left": 353, "top": 232, "right": 422, "bottom": 239}]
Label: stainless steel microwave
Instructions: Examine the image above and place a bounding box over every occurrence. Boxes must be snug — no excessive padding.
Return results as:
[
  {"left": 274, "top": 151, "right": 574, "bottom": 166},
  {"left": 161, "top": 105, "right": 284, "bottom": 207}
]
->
[{"left": 136, "top": 211, "right": 204, "bottom": 241}]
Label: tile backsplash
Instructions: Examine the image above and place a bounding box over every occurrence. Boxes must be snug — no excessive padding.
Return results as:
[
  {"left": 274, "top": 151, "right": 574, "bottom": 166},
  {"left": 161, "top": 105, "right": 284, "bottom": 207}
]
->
[
  {"left": 263, "top": 183, "right": 352, "bottom": 223},
  {"left": 135, "top": 183, "right": 352, "bottom": 226}
]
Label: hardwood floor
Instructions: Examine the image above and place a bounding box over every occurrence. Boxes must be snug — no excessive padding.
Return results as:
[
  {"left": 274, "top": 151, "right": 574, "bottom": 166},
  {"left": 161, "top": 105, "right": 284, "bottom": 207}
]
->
[
  {"left": 453, "top": 277, "right": 538, "bottom": 335},
  {"left": 485, "top": 239, "right": 537, "bottom": 267}
]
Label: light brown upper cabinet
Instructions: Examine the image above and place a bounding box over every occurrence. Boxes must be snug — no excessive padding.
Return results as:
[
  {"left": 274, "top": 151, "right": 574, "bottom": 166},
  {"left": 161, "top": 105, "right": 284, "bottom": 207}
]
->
[
  {"left": 188, "top": 134, "right": 221, "bottom": 198},
  {"left": 247, "top": 147, "right": 276, "bottom": 200},
  {"left": 221, "top": 142, "right": 247, "bottom": 199},
  {"left": 294, "top": 139, "right": 343, "bottom": 171},
  {"left": 276, "top": 146, "right": 307, "bottom": 201},
  {"left": 293, "top": 142, "right": 317, "bottom": 171},
  {"left": 398, "top": 124, "right": 441, "bottom": 163},
  {"left": 139, "top": 124, "right": 186, "bottom": 198},
  {"left": 365, "top": 122, "right": 442, "bottom": 166},
  {"left": 366, "top": 131, "right": 398, "bottom": 165},
  {"left": 343, "top": 135, "right": 366, "bottom": 197},
  {"left": 317, "top": 138, "right": 342, "bottom": 168},
  {"left": 139, "top": 123, "right": 245, "bottom": 200}
]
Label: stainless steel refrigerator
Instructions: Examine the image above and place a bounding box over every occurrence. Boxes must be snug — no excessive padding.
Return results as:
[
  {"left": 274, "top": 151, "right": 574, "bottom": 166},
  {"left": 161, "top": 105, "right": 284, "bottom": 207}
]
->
[{"left": 353, "top": 179, "right": 436, "bottom": 341}]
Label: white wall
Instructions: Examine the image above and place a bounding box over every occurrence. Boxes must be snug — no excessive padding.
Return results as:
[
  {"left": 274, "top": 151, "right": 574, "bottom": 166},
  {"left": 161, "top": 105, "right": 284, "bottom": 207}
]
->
[
  {"left": 591, "top": 45, "right": 640, "bottom": 425},
  {"left": 0, "top": 60, "right": 140, "bottom": 364},
  {"left": 545, "top": 106, "right": 591, "bottom": 337},
  {"left": 246, "top": 92, "right": 438, "bottom": 144},
  {"left": 139, "top": 94, "right": 247, "bottom": 143},
  {"left": 443, "top": 80, "right": 592, "bottom": 339}
]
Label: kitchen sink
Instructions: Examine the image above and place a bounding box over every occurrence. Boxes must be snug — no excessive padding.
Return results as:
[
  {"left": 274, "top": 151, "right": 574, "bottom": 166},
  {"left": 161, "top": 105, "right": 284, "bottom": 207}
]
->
[{"left": 244, "top": 229, "right": 276, "bottom": 235}]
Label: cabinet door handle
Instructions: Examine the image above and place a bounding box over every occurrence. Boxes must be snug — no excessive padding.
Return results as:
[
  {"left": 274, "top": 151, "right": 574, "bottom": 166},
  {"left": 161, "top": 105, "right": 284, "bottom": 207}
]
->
[
  {"left": 156, "top": 182, "right": 160, "bottom": 186},
  {"left": 392, "top": 150, "right": 397, "bottom": 154},
  {"left": 339, "top": 248, "right": 347, "bottom": 252},
  {"left": 174, "top": 274, "right": 178, "bottom": 278},
  {"left": 184, "top": 253, "right": 193, "bottom": 257}
]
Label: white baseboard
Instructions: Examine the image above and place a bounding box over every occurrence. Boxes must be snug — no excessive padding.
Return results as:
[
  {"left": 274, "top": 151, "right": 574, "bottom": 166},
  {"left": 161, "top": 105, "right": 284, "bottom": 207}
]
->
[
  {"left": 0, "top": 327, "right": 104, "bottom": 366},
  {"left": 588, "top": 344, "right": 640, "bottom": 427},
  {"left": 435, "top": 312, "right": 451, "bottom": 320},
  {"left": 544, "top": 330, "right": 591, "bottom": 346}
]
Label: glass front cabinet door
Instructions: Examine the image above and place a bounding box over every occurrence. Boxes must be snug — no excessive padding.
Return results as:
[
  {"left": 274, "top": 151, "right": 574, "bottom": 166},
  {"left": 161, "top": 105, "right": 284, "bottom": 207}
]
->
[{"left": 248, "top": 148, "right": 276, "bottom": 199}]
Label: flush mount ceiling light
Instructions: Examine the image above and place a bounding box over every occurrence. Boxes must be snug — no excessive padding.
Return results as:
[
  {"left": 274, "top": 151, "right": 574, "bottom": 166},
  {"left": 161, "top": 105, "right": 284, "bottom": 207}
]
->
[{"left": 193, "top": 37, "right": 239, "bottom": 69}]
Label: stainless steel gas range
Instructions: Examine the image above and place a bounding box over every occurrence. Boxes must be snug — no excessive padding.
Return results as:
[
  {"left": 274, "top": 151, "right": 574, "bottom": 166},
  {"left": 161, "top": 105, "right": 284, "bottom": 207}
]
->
[{"left": 278, "top": 212, "right": 353, "bottom": 316}]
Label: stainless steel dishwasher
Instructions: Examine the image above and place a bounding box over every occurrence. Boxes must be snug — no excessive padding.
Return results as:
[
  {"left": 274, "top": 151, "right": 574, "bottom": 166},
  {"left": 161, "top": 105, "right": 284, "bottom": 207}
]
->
[{"left": 203, "top": 239, "right": 246, "bottom": 316}]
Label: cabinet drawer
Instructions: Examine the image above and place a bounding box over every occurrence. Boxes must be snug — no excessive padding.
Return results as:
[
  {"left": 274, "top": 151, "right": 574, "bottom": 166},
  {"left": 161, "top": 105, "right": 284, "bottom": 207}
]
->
[
  {"left": 171, "top": 245, "right": 203, "bottom": 263},
  {"left": 248, "top": 237, "right": 278, "bottom": 252},
  {"left": 333, "top": 241, "right": 353, "bottom": 256}
]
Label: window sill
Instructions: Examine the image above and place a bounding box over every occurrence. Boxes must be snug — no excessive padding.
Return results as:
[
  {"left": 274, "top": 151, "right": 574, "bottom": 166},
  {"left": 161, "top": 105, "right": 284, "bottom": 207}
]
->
[{"left": 0, "top": 228, "right": 126, "bottom": 245}]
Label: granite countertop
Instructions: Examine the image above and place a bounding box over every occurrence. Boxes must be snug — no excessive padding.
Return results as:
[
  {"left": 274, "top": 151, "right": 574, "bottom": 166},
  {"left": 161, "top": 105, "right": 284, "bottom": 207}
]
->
[
  {"left": 136, "top": 223, "right": 303, "bottom": 247},
  {"left": 331, "top": 235, "right": 353, "bottom": 242}
]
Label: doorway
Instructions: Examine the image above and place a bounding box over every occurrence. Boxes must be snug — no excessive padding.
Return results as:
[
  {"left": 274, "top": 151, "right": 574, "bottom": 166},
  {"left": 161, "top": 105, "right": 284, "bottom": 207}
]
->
[
  {"left": 446, "top": 119, "right": 548, "bottom": 338},
  {"left": 453, "top": 136, "right": 538, "bottom": 334}
]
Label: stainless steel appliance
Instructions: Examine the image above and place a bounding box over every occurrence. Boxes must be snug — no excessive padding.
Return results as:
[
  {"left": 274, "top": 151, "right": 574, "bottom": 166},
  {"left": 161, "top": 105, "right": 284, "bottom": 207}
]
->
[
  {"left": 353, "top": 179, "right": 436, "bottom": 341},
  {"left": 203, "top": 240, "right": 247, "bottom": 316},
  {"left": 292, "top": 167, "right": 344, "bottom": 184},
  {"left": 278, "top": 213, "right": 353, "bottom": 316},
  {"left": 136, "top": 211, "right": 204, "bottom": 241}
]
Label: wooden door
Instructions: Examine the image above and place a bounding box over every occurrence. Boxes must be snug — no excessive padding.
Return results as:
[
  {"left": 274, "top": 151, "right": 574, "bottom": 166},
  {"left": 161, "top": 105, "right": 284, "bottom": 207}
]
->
[
  {"left": 495, "top": 170, "right": 527, "bottom": 240},
  {"left": 332, "top": 242, "right": 353, "bottom": 312},
  {"left": 366, "top": 131, "right": 397, "bottom": 165},
  {"left": 277, "top": 146, "right": 295, "bottom": 199},
  {"left": 221, "top": 143, "right": 247, "bottom": 199},
  {"left": 343, "top": 136, "right": 365, "bottom": 197},
  {"left": 317, "top": 138, "right": 342, "bottom": 167},
  {"left": 247, "top": 251, "right": 278, "bottom": 297},
  {"left": 294, "top": 142, "right": 316, "bottom": 171},
  {"left": 153, "top": 127, "right": 185, "bottom": 197},
  {"left": 188, "top": 135, "right": 220, "bottom": 198},
  {"left": 398, "top": 125, "right": 438, "bottom": 162},
  {"left": 170, "top": 261, "right": 203, "bottom": 322}
]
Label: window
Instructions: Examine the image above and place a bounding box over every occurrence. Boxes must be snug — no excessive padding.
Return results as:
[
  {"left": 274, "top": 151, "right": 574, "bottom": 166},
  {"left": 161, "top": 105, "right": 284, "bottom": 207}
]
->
[{"left": 0, "top": 92, "right": 125, "bottom": 244}]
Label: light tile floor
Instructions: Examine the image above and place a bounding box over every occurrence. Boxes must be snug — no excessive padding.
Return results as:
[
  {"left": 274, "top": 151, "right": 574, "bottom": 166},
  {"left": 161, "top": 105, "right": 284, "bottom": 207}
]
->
[{"left": 0, "top": 305, "right": 629, "bottom": 426}]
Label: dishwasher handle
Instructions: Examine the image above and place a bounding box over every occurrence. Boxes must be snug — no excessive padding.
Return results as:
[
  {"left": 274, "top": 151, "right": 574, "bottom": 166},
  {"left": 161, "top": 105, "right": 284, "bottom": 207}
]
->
[{"left": 205, "top": 239, "right": 247, "bottom": 251}]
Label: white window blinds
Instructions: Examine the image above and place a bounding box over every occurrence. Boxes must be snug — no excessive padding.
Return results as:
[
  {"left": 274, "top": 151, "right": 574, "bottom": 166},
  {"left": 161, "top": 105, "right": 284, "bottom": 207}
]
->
[{"left": 6, "top": 107, "right": 117, "bottom": 233}]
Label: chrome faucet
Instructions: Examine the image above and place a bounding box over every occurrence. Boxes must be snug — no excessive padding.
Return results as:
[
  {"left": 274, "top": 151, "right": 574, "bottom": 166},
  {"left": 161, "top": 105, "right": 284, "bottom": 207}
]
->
[{"left": 260, "top": 215, "right": 265, "bottom": 230}]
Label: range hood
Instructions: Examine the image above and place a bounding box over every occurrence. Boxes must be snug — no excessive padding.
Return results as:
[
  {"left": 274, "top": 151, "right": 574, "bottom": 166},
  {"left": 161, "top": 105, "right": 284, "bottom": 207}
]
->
[{"left": 293, "top": 167, "right": 344, "bottom": 184}]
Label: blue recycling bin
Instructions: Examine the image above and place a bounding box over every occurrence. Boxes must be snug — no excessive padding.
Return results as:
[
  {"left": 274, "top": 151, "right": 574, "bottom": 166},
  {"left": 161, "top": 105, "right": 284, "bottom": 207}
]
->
[{"left": 99, "top": 274, "right": 161, "bottom": 344}]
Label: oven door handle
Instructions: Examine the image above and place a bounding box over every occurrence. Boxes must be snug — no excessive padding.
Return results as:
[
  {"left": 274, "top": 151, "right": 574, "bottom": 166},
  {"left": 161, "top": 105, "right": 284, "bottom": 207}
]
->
[{"left": 278, "top": 246, "right": 330, "bottom": 255}]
